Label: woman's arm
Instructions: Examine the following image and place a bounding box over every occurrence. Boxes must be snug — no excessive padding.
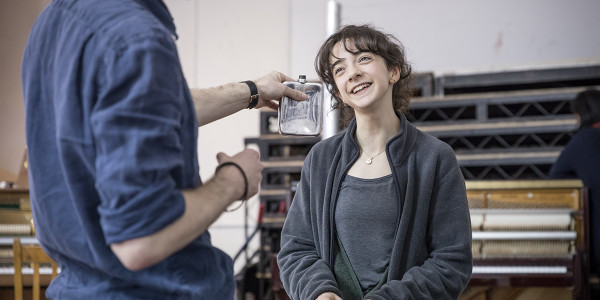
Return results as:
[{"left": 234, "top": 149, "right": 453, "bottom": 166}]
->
[{"left": 277, "top": 151, "right": 343, "bottom": 300}]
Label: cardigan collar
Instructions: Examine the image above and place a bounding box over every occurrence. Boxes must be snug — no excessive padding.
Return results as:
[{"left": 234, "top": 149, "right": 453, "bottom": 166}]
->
[{"left": 340, "top": 111, "right": 417, "bottom": 167}]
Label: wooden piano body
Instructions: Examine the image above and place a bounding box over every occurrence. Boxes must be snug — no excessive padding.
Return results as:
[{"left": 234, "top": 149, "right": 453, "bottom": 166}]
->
[
  {"left": 465, "top": 179, "right": 590, "bottom": 300},
  {"left": 0, "top": 189, "right": 55, "bottom": 297}
]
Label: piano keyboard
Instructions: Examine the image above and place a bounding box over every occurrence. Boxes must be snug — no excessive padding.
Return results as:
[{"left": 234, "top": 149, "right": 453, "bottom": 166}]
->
[
  {"left": 0, "top": 266, "right": 60, "bottom": 275},
  {"left": 472, "top": 231, "right": 576, "bottom": 240},
  {"left": 473, "top": 265, "right": 567, "bottom": 274},
  {"left": 0, "top": 237, "right": 38, "bottom": 245},
  {"left": 0, "top": 224, "right": 32, "bottom": 236}
]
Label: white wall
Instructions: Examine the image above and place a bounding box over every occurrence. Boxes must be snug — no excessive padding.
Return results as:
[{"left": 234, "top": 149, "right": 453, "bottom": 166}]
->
[
  {"left": 290, "top": 0, "right": 600, "bottom": 78},
  {"left": 155, "top": 0, "right": 600, "bottom": 274}
]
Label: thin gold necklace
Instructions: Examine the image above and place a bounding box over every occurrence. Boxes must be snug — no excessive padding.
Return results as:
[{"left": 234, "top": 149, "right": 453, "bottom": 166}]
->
[{"left": 357, "top": 142, "right": 386, "bottom": 165}]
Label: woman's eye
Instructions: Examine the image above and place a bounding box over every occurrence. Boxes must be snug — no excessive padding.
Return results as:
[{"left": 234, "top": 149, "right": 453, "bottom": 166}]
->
[
  {"left": 359, "top": 56, "right": 371, "bottom": 62},
  {"left": 334, "top": 67, "right": 344, "bottom": 75}
]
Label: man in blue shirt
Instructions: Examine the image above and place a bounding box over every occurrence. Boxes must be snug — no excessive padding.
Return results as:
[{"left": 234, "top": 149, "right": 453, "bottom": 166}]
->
[{"left": 21, "top": 0, "right": 306, "bottom": 298}]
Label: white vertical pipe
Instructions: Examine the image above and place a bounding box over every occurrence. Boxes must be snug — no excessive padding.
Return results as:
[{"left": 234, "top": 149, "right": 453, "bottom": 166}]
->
[
  {"left": 322, "top": 0, "right": 341, "bottom": 140},
  {"left": 326, "top": 0, "right": 341, "bottom": 36}
]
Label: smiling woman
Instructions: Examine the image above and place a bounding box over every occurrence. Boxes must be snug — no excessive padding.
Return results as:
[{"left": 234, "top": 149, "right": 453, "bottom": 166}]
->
[
  {"left": 329, "top": 44, "right": 398, "bottom": 115},
  {"left": 315, "top": 24, "right": 413, "bottom": 127},
  {"left": 277, "top": 24, "right": 473, "bottom": 300}
]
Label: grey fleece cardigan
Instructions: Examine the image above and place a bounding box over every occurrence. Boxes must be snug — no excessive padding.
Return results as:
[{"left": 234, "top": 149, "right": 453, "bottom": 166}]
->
[{"left": 277, "top": 113, "right": 472, "bottom": 300}]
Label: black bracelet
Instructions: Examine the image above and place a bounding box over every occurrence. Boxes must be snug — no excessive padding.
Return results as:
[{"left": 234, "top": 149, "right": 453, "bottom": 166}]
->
[
  {"left": 241, "top": 80, "right": 259, "bottom": 109},
  {"left": 215, "top": 162, "right": 248, "bottom": 200}
]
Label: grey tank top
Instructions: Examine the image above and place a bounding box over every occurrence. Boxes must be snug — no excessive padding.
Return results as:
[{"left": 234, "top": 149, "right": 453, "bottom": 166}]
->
[{"left": 334, "top": 174, "right": 398, "bottom": 292}]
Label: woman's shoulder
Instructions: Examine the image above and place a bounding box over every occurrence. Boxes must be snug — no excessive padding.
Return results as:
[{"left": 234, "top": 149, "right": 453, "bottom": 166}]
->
[
  {"left": 413, "top": 127, "right": 455, "bottom": 155},
  {"left": 309, "top": 130, "right": 347, "bottom": 154}
]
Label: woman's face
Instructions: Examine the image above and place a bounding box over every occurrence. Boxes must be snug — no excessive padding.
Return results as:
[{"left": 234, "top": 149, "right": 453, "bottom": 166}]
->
[{"left": 329, "top": 40, "right": 399, "bottom": 113}]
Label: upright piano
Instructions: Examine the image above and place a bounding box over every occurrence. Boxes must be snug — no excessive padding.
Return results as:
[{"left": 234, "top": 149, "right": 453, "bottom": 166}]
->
[{"left": 465, "top": 179, "right": 589, "bottom": 299}]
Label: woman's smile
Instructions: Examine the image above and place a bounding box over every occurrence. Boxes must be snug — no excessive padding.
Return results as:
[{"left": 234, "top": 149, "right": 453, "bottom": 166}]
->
[{"left": 351, "top": 82, "right": 372, "bottom": 95}]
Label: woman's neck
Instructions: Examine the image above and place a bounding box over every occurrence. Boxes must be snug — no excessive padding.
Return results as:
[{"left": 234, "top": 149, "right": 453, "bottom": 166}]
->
[{"left": 354, "top": 108, "right": 401, "bottom": 153}]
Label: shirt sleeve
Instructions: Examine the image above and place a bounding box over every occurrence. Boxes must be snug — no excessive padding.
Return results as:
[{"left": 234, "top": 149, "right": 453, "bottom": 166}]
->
[{"left": 91, "top": 32, "right": 187, "bottom": 244}]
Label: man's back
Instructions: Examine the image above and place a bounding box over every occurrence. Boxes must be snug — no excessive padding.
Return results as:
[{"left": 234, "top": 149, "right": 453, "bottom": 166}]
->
[
  {"left": 550, "top": 126, "right": 600, "bottom": 277},
  {"left": 21, "top": 0, "right": 234, "bottom": 298}
]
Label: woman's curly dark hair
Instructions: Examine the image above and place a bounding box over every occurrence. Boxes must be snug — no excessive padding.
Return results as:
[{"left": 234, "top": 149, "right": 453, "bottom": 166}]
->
[{"left": 315, "top": 24, "right": 413, "bottom": 126}]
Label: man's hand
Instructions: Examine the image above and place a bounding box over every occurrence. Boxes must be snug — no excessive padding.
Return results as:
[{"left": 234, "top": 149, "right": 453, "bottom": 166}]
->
[
  {"left": 253, "top": 71, "right": 308, "bottom": 110},
  {"left": 111, "top": 148, "right": 263, "bottom": 271},
  {"left": 315, "top": 292, "right": 343, "bottom": 300},
  {"left": 215, "top": 149, "right": 263, "bottom": 200}
]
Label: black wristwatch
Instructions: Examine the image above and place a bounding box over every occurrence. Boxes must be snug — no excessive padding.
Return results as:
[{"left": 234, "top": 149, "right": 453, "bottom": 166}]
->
[{"left": 242, "top": 80, "right": 259, "bottom": 109}]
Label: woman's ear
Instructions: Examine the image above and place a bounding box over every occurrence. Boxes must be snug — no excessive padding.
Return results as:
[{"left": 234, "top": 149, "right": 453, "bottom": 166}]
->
[{"left": 389, "top": 66, "right": 401, "bottom": 84}]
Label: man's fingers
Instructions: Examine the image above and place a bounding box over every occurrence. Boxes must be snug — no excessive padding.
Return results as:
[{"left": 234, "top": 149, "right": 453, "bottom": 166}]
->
[
  {"left": 263, "top": 100, "right": 279, "bottom": 111},
  {"left": 285, "top": 86, "right": 308, "bottom": 101},
  {"left": 242, "top": 148, "right": 261, "bottom": 160},
  {"left": 216, "top": 152, "right": 228, "bottom": 163}
]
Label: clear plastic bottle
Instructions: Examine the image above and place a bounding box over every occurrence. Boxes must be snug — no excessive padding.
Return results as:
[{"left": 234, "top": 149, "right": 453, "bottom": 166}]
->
[{"left": 278, "top": 75, "right": 323, "bottom": 136}]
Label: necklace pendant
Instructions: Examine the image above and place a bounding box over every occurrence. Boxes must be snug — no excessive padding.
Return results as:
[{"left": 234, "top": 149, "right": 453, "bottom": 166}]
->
[{"left": 365, "top": 158, "right": 373, "bottom": 165}]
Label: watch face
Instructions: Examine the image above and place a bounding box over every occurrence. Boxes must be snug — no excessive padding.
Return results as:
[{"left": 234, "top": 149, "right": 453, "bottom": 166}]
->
[
  {"left": 244, "top": 81, "right": 259, "bottom": 109},
  {"left": 248, "top": 94, "right": 259, "bottom": 109}
]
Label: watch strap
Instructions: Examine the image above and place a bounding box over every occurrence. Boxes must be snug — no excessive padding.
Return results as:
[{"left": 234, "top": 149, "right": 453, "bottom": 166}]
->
[{"left": 242, "top": 80, "right": 259, "bottom": 109}]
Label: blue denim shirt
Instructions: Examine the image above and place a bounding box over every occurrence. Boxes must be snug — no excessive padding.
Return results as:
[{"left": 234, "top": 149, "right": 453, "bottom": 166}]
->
[{"left": 21, "top": 0, "right": 234, "bottom": 298}]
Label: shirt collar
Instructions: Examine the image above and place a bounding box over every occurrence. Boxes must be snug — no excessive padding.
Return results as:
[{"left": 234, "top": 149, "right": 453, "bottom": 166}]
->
[{"left": 139, "top": 0, "right": 178, "bottom": 40}]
